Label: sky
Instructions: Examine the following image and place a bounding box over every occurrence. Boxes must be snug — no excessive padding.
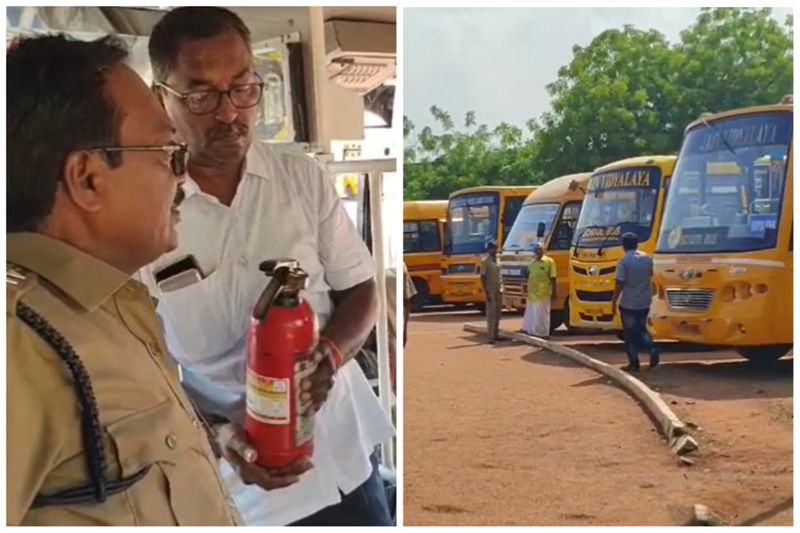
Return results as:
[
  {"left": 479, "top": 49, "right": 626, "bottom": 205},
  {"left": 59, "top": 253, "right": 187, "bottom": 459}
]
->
[{"left": 404, "top": 7, "right": 793, "bottom": 131}]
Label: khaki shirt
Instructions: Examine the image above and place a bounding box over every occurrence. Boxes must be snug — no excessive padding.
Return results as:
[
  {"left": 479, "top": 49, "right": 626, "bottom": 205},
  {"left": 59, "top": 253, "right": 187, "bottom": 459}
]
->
[
  {"left": 480, "top": 255, "right": 501, "bottom": 291},
  {"left": 7, "top": 233, "right": 241, "bottom": 526}
]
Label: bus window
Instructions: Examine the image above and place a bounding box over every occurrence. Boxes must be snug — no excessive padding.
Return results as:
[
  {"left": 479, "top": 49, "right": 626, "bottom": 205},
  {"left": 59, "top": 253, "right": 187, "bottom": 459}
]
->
[
  {"left": 404, "top": 220, "right": 441, "bottom": 253},
  {"left": 502, "top": 196, "right": 525, "bottom": 243},
  {"left": 446, "top": 193, "right": 499, "bottom": 254},
  {"left": 658, "top": 112, "right": 792, "bottom": 253},
  {"left": 550, "top": 201, "right": 582, "bottom": 250},
  {"left": 503, "top": 203, "right": 559, "bottom": 251}
]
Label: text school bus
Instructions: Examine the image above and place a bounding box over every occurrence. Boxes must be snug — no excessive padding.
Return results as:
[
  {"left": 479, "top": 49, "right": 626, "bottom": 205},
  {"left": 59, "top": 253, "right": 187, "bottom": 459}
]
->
[
  {"left": 651, "top": 96, "right": 793, "bottom": 362},
  {"left": 403, "top": 200, "right": 447, "bottom": 310},
  {"left": 569, "top": 155, "right": 677, "bottom": 330},
  {"left": 499, "top": 173, "right": 590, "bottom": 331},
  {"left": 440, "top": 186, "right": 536, "bottom": 308}
]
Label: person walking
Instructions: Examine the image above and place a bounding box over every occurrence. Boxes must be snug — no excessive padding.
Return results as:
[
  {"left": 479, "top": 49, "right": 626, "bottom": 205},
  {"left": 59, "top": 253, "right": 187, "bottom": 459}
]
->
[{"left": 610, "top": 232, "right": 660, "bottom": 372}]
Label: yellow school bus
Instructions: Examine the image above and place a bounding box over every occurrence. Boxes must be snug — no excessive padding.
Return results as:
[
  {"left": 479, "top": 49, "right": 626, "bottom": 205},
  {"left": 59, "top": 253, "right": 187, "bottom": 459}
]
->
[
  {"left": 403, "top": 200, "right": 448, "bottom": 310},
  {"left": 499, "top": 173, "right": 590, "bottom": 331},
  {"left": 441, "top": 186, "right": 536, "bottom": 307},
  {"left": 650, "top": 97, "right": 793, "bottom": 362},
  {"left": 569, "top": 155, "right": 677, "bottom": 331}
]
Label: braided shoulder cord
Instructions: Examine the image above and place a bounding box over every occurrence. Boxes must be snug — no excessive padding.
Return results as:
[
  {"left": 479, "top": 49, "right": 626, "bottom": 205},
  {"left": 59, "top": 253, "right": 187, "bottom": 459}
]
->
[{"left": 16, "top": 301, "right": 108, "bottom": 503}]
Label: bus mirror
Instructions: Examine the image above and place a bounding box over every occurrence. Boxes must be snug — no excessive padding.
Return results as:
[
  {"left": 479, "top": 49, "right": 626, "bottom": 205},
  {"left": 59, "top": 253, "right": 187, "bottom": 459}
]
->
[
  {"left": 568, "top": 180, "right": 586, "bottom": 193},
  {"left": 537, "top": 222, "right": 546, "bottom": 238}
]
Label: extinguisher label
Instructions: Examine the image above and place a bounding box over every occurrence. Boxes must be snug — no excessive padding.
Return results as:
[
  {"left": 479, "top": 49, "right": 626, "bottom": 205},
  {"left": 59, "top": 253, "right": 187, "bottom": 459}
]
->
[
  {"left": 246, "top": 370, "right": 290, "bottom": 424},
  {"left": 294, "top": 360, "right": 316, "bottom": 446}
]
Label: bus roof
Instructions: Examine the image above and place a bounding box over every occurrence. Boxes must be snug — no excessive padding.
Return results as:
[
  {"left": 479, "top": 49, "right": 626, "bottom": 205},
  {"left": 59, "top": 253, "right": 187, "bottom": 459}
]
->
[
  {"left": 522, "top": 172, "right": 591, "bottom": 205},
  {"left": 448, "top": 185, "right": 537, "bottom": 199},
  {"left": 404, "top": 200, "right": 448, "bottom": 220},
  {"left": 685, "top": 101, "right": 793, "bottom": 135},
  {"left": 593, "top": 154, "right": 677, "bottom": 174}
]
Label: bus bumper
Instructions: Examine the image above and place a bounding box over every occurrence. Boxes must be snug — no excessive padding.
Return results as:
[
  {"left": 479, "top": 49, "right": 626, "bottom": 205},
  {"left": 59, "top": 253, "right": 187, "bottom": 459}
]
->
[{"left": 442, "top": 276, "right": 485, "bottom": 304}]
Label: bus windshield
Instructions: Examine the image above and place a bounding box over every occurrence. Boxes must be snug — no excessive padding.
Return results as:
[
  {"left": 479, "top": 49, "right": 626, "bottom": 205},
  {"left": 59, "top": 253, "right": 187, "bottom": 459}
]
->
[
  {"left": 657, "top": 112, "right": 792, "bottom": 253},
  {"left": 573, "top": 166, "right": 661, "bottom": 248},
  {"left": 404, "top": 220, "right": 441, "bottom": 253},
  {"left": 503, "top": 203, "right": 559, "bottom": 251},
  {"left": 445, "top": 192, "right": 499, "bottom": 254}
]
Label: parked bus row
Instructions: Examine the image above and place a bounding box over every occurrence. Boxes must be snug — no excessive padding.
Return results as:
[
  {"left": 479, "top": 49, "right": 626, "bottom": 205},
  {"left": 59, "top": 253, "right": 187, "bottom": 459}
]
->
[{"left": 403, "top": 96, "right": 793, "bottom": 362}]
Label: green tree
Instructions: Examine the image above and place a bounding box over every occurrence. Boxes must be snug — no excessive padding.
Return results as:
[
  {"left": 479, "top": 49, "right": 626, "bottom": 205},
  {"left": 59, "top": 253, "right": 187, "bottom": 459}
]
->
[
  {"left": 532, "top": 25, "right": 679, "bottom": 179},
  {"left": 673, "top": 8, "right": 793, "bottom": 126}
]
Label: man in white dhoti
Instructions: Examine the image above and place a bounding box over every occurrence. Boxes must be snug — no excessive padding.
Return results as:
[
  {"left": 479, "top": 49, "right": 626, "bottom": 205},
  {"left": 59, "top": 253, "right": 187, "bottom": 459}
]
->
[{"left": 522, "top": 243, "right": 557, "bottom": 339}]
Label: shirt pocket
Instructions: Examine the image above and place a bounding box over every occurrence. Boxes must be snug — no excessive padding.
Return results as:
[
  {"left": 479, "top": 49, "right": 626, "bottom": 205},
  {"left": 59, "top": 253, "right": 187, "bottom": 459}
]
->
[
  {"left": 105, "top": 399, "right": 231, "bottom": 525},
  {"left": 155, "top": 261, "right": 252, "bottom": 366}
]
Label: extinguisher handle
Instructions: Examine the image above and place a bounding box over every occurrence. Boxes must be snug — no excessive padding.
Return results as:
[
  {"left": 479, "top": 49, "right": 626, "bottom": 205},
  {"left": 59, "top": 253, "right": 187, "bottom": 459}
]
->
[{"left": 259, "top": 259, "right": 298, "bottom": 275}]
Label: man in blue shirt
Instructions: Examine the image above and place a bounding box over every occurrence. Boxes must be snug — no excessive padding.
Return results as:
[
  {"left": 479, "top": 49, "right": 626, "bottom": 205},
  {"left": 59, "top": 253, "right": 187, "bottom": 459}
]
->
[{"left": 610, "top": 233, "right": 660, "bottom": 372}]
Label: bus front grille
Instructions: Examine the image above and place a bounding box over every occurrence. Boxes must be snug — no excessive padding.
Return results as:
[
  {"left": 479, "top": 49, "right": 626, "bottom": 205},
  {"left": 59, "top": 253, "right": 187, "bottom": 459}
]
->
[
  {"left": 666, "top": 289, "right": 714, "bottom": 311},
  {"left": 576, "top": 290, "right": 613, "bottom": 302}
]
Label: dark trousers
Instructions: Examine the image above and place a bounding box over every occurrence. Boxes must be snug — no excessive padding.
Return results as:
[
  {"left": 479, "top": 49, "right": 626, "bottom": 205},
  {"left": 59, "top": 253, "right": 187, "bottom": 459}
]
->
[
  {"left": 289, "top": 451, "right": 394, "bottom": 526},
  {"left": 620, "top": 307, "right": 656, "bottom": 367}
]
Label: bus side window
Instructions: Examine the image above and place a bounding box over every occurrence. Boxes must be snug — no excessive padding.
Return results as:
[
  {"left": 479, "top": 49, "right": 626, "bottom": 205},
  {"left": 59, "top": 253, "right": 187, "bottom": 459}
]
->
[
  {"left": 550, "top": 202, "right": 582, "bottom": 250},
  {"left": 419, "top": 220, "right": 441, "bottom": 252},
  {"left": 502, "top": 197, "right": 525, "bottom": 243}
]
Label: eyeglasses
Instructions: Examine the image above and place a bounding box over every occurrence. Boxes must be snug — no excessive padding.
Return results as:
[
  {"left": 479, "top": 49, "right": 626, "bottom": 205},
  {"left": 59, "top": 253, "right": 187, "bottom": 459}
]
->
[
  {"left": 155, "top": 76, "right": 265, "bottom": 115},
  {"left": 88, "top": 143, "right": 189, "bottom": 176}
]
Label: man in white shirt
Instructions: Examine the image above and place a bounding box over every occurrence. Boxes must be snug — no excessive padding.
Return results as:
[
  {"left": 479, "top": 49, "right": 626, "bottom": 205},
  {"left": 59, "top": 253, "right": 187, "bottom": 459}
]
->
[{"left": 139, "top": 7, "right": 394, "bottom": 526}]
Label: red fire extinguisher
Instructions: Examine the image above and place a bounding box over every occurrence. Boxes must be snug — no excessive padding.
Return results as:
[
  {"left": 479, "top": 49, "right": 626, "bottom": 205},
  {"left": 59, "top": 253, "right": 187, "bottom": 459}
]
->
[{"left": 245, "top": 259, "right": 318, "bottom": 468}]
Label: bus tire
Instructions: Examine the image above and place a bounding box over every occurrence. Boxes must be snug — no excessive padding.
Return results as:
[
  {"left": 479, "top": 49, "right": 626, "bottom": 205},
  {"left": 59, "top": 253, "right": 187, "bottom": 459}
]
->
[
  {"left": 410, "top": 278, "right": 429, "bottom": 312},
  {"left": 737, "top": 345, "right": 791, "bottom": 363}
]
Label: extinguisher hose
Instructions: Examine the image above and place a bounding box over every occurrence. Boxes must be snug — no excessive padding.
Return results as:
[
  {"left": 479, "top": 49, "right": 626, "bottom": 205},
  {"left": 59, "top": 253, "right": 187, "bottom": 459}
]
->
[
  {"left": 253, "top": 277, "right": 283, "bottom": 320},
  {"left": 16, "top": 302, "right": 149, "bottom": 508}
]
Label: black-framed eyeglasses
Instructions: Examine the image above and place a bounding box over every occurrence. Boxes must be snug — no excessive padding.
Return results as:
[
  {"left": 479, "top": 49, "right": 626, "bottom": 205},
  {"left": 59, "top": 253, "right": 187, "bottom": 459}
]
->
[
  {"left": 88, "top": 143, "right": 189, "bottom": 176},
  {"left": 155, "top": 75, "right": 265, "bottom": 115}
]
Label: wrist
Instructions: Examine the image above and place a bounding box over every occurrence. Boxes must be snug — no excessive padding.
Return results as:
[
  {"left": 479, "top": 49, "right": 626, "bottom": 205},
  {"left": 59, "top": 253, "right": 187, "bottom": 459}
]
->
[{"left": 319, "top": 336, "right": 344, "bottom": 370}]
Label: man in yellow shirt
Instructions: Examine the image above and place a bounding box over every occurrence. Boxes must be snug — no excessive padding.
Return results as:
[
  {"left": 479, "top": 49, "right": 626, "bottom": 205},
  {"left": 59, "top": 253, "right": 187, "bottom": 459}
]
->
[{"left": 522, "top": 243, "right": 557, "bottom": 339}]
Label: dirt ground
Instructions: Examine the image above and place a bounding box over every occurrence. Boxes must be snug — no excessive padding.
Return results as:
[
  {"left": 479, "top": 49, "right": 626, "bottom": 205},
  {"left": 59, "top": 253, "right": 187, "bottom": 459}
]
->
[{"left": 403, "top": 309, "right": 793, "bottom": 526}]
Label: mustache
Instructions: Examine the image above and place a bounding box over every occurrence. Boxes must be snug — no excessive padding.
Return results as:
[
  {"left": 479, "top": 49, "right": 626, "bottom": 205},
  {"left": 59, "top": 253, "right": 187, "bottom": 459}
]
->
[{"left": 207, "top": 122, "right": 248, "bottom": 141}]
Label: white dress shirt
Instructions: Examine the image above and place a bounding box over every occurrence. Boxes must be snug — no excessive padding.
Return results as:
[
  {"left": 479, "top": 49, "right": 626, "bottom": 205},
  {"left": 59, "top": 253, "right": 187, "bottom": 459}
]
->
[{"left": 139, "top": 141, "right": 394, "bottom": 525}]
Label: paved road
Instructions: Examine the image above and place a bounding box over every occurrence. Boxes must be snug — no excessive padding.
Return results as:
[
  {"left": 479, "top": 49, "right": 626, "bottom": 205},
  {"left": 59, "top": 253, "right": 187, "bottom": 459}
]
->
[{"left": 403, "top": 309, "right": 792, "bottom": 526}]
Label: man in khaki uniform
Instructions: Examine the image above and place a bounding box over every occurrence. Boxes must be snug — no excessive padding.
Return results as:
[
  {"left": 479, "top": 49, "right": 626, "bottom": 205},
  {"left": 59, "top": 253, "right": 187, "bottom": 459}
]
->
[
  {"left": 479, "top": 241, "right": 502, "bottom": 344},
  {"left": 7, "top": 35, "right": 239, "bottom": 526}
]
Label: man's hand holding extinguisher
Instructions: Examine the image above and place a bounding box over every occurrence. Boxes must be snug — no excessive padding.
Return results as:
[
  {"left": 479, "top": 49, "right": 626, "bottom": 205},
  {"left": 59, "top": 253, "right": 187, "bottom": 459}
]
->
[
  {"left": 211, "top": 337, "right": 343, "bottom": 490},
  {"left": 213, "top": 422, "right": 313, "bottom": 490}
]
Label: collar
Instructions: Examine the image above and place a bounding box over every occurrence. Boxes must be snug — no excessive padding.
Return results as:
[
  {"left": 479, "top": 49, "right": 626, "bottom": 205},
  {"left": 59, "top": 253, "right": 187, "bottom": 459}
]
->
[
  {"left": 7, "top": 232, "right": 130, "bottom": 312},
  {"left": 182, "top": 142, "right": 270, "bottom": 201}
]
